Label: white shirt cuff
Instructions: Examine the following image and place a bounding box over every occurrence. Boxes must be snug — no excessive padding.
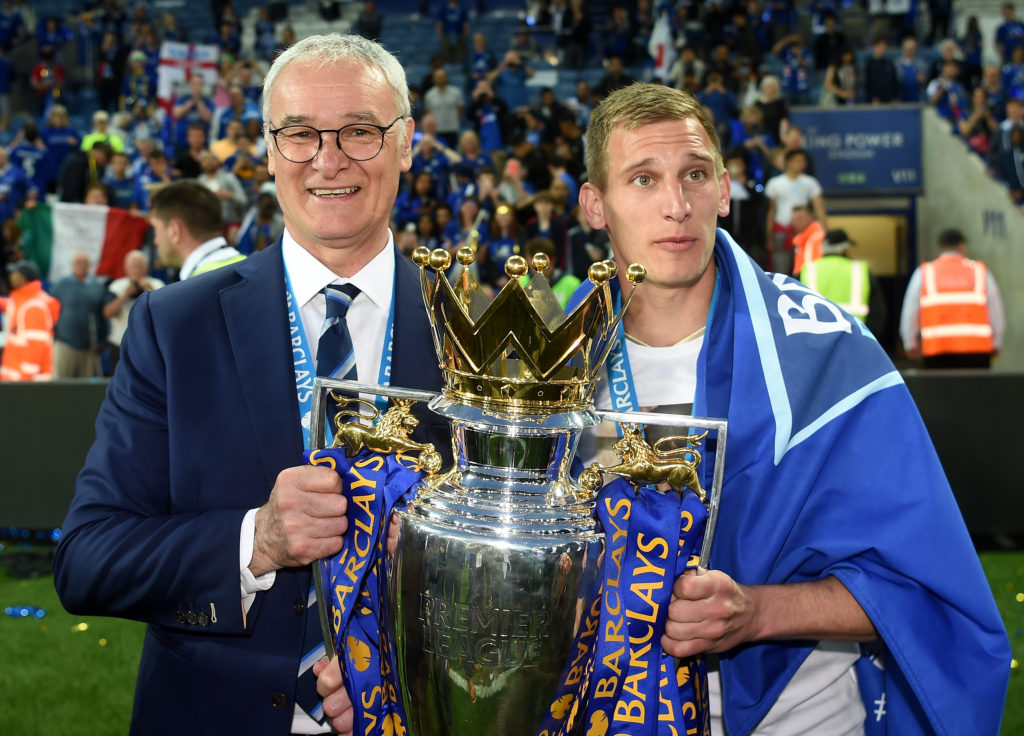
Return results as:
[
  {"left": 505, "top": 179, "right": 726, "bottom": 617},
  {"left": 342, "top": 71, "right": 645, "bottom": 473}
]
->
[{"left": 240, "top": 508, "right": 275, "bottom": 614}]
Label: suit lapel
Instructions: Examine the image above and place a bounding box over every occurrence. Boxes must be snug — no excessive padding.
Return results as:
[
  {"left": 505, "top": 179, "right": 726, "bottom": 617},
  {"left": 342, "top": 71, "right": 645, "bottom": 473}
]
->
[
  {"left": 219, "top": 242, "right": 303, "bottom": 484},
  {"left": 390, "top": 250, "right": 441, "bottom": 392}
]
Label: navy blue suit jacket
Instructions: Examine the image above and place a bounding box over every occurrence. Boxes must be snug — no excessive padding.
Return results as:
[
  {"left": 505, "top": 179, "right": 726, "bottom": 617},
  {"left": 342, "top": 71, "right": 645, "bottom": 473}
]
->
[{"left": 53, "top": 242, "right": 445, "bottom": 734}]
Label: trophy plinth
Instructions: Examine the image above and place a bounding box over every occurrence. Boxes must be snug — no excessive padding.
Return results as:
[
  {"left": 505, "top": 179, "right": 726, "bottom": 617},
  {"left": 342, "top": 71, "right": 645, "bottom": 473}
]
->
[{"left": 388, "top": 401, "right": 601, "bottom": 735}]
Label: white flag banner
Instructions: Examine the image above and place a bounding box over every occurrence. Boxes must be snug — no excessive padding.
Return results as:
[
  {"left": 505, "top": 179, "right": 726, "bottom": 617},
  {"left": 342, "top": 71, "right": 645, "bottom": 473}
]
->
[
  {"left": 648, "top": 12, "right": 677, "bottom": 83},
  {"left": 157, "top": 41, "right": 220, "bottom": 113}
]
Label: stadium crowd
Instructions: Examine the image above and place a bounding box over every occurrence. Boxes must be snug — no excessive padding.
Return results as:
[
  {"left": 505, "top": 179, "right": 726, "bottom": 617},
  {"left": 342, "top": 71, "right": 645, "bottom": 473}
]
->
[{"left": 0, "top": 0, "right": 1021, "bottom": 380}]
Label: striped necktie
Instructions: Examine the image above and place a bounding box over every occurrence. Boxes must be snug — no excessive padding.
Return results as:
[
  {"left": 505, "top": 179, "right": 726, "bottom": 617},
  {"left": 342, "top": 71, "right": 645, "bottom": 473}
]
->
[
  {"left": 296, "top": 283, "right": 362, "bottom": 723},
  {"left": 317, "top": 283, "right": 362, "bottom": 381}
]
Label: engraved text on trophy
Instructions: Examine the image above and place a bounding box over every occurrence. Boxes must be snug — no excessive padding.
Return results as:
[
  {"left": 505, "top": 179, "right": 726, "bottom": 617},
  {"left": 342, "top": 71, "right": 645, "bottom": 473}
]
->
[{"left": 419, "top": 591, "right": 552, "bottom": 668}]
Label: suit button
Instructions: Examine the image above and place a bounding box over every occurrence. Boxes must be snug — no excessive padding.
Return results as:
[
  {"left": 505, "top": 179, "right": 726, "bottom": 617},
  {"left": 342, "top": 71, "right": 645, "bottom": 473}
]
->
[
  {"left": 271, "top": 691, "right": 288, "bottom": 709},
  {"left": 186, "top": 611, "right": 198, "bottom": 625},
  {"left": 293, "top": 597, "right": 305, "bottom": 616},
  {"left": 197, "top": 612, "right": 210, "bottom": 626}
]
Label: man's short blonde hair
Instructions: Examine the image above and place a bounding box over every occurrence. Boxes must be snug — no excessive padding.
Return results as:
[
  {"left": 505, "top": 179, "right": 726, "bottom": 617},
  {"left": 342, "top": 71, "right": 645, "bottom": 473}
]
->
[{"left": 585, "top": 83, "right": 724, "bottom": 191}]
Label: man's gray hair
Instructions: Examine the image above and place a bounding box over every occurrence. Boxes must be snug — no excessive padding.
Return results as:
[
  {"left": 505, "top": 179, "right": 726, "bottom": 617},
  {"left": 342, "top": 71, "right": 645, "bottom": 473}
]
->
[{"left": 261, "top": 34, "right": 411, "bottom": 135}]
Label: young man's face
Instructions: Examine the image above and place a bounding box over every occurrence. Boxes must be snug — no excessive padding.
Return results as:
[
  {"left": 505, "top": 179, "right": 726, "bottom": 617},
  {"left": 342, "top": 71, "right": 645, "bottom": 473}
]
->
[{"left": 579, "top": 117, "right": 730, "bottom": 293}]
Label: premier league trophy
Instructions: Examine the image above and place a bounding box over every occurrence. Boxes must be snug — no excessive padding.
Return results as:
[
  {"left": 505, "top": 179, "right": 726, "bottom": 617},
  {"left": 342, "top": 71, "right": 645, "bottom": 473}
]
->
[{"left": 310, "top": 243, "right": 726, "bottom": 736}]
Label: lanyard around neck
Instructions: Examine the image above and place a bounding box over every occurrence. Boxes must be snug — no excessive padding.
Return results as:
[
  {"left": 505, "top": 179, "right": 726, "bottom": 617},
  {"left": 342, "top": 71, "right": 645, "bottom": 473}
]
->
[{"left": 284, "top": 253, "right": 396, "bottom": 449}]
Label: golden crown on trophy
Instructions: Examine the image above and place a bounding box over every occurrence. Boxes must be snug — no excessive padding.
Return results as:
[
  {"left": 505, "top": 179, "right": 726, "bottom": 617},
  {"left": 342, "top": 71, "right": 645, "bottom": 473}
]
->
[{"left": 411, "top": 232, "right": 645, "bottom": 415}]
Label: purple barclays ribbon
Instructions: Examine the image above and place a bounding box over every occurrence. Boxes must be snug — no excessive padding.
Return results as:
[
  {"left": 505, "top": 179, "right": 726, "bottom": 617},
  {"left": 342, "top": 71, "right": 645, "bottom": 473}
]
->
[
  {"left": 306, "top": 447, "right": 424, "bottom": 736},
  {"left": 538, "top": 477, "right": 710, "bottom": 736}
]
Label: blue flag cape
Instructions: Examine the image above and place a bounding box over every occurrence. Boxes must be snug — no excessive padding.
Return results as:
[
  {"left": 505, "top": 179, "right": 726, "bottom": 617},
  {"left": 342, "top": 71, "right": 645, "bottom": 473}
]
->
[{"left": 574, "top": 229, "right": 1010, "bottom": 735}]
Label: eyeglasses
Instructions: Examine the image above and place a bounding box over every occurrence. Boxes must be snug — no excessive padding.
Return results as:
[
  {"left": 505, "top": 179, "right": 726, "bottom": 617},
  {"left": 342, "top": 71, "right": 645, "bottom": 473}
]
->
[{"left": 267, "top": 116, "right": 404, "bottom": 163}]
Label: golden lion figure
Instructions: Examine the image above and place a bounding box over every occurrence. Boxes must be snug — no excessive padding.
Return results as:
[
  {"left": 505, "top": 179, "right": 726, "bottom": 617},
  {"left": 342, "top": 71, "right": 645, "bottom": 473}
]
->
[
  {"left": 328, "top": 393, "right": 442, "bottom": 474},
  {"left": 579, "top": 425, "right": 707, "bottom": 501}
]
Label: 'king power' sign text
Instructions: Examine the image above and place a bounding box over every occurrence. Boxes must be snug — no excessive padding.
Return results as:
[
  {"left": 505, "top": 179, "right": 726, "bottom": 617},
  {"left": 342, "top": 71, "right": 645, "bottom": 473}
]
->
[{"left": 791, "top": 106, "right": 922, "bottom": 195}]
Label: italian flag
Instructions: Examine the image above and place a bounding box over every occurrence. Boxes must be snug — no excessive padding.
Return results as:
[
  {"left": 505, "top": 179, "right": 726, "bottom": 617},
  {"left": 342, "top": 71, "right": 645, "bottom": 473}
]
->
[{"left": 18, "top": 202, "right": 151, "bottom": 283}]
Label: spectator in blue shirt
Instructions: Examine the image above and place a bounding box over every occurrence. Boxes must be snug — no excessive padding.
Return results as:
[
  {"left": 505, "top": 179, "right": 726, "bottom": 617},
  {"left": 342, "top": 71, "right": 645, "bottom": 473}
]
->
[
  {"left": 437, "top": 0, "right": 468, "bottom": 65},
  {"left": 0, "top": 0, "right": 26, "bottom": 51},
  {"left": 897, "top": 36, "right": 928, "bottom": 103},
  {"left": 411, "top": 126, "right": 459, "bottom": 203},
  {"left": 232, "top": 61, "right": 262, "bottom": 105},
  {"left": 926, "top": 60, "right": 968, "bottom": 125},
  {"left": 394, "top": 170, "right": 438, "bottom": 231},
  {"left": 171, "top": 74, "right": 213, "bottom": 155},
  {"left": 8, "top": 120, "right": 47, "bottom": 194},
  {"left": 120, "top": 49, "right": 154, "bottom": 114},
  {"left": 1002, "top": 45, "right": 1024, "bottom": 99},
  {"left": 996, "top": 2, "right": 1024, "bottom": 62},
  {"left": 981, "top": 64, "right": 1008, "bottom": 122},
  {"left": 210, "top": 84, "right": 261, "bottom": 141},
  {"left": 0, "top": 146, "right": 35, "bottom": 225},
  {"left": 252, "top": 5, "right": 277, "bottom": 62},
  {"left": 777, "top": 35, "right": 814, "bottom": 105},
  {"left": 37, "top": 14, "right": 73, "bottom": 58},
  {"left": 130, "top": 149, "right": 174, "bottom": 213},
  {"left": 466, "top": 80, "right": 511, "bottom": 155},
  {"left": 469, "top": 31, "right": 497, "bottom": 92},
  {"left": 40, "top": 105, "right": 79, "bottom": 194},
  {"left": 488, "top": 50, "right": 532, "bottom": 113},
  {"left": 959, "top": 15, "right": 984, "bottom": 88},
  {"left": 102, "top": 150, "right": 136, "bottom": 210},
  {"left": 456, "top": 130, "right": 493, "bottom": 177},
  {"left": 699, "top": 71, "right": 739, "bottom": 146}
]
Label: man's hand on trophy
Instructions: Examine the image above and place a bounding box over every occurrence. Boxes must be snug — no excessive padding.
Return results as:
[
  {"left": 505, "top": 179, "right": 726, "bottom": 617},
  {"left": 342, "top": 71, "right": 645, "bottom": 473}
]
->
[
  {"left": 249, "top": 466, "right": 348, "bottom": 576},
  {"left": 314, "top": 655, "right": 354, "bottom": 735},
  {"left": 386, "top": 511, "right": 400, "bottom": 556},
  {"left": 660, "top": 568, "right": 758, "bottom": 659}
]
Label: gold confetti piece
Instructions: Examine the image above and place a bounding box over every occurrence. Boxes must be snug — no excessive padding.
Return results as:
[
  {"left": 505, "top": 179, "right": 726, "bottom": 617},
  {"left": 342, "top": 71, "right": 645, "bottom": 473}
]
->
[
  {"left": 1011, "top": 659, "right": 1018, "bottom": 671},
  {"left": 71, "top": 622, "right": 89, "bottom": 632},
  {"left": 98, "top": 638, "right": 108, "bottom": 647},
  {"left": 1017, "top": 593, "right": 1024, "bottom": 603},
  {"left": 1007, "top": 583, "right": 1015, "bottom": 591}
]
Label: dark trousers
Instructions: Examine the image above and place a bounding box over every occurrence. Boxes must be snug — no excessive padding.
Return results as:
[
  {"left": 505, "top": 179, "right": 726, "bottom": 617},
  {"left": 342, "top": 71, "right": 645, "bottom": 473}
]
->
[{"left": 922, "top": 353, "right": 992, "bottom": 369}]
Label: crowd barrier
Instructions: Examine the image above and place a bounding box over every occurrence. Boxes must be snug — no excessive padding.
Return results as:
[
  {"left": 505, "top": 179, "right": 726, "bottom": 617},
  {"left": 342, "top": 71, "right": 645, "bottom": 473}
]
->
[{"left": 1, "top": 373, "right": 1020, "bottom": 539}]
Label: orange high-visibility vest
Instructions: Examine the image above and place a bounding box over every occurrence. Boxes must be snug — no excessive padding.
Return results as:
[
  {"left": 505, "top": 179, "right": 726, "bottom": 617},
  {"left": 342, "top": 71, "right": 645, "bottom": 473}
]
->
[
  {"left": 919, "top": 254, "right": 993, "bottom": 357},
  {"left": 0, "top": 280, "right": 61, "bottom": 381},
  {"left": 792, "top": 221, "right": 825, "bottom": 275}
]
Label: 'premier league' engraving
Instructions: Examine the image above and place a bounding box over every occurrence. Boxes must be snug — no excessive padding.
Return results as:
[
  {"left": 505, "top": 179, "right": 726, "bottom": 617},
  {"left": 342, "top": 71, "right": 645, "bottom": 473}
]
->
[{"left": 419, "top": 592, "right": 552, "bottom": 668}]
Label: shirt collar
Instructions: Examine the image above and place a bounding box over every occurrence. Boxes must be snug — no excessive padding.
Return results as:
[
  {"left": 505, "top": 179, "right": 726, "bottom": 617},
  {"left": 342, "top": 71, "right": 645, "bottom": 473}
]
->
[
  {"left": 281, "top": 229, "right": 396, "bottom": 313},
  {"left": 179, "top": 236, "right": 228, "bottom": 280}
]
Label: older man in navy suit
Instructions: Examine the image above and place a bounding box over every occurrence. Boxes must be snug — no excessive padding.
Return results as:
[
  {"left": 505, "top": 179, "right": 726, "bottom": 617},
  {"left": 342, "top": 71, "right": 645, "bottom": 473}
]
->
[{"left": 54, "top": 35, "right": 443, "bottom": 735}]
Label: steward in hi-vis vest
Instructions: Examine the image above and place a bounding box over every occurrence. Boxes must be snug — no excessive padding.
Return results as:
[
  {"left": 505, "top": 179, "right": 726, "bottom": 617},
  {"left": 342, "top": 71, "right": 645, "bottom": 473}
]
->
[
  {"left": 0, "top": 261, "right": 60, "bottom": 381},
  {"left": 899, "top": 228, "right": 1005, "bottom": 369},
  {"left": 800, "top": 229, "right": 886, "bottom": 339}
]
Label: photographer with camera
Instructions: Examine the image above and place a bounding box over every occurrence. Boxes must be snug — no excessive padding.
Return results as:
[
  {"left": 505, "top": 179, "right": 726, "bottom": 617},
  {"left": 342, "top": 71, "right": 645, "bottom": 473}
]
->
[{"left": 102, "top": 249, "right": 164, "bottom": 373}]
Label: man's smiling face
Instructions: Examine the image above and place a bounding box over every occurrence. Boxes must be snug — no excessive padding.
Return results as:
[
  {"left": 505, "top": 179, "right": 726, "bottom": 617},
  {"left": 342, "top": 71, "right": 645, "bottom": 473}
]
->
[{"left": 266, "top": 56, "right": 413, "bottom": 271}]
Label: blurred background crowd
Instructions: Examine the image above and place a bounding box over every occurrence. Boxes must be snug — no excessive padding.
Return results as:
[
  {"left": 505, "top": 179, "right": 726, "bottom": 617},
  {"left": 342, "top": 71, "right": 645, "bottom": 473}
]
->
[{"left": 0, "top": 0, "right": 1021, "bottom": 379}]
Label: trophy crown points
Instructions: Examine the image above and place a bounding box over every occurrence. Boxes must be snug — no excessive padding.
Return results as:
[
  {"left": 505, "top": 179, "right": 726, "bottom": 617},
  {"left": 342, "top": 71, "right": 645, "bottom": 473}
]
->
[
  {"left": 506, "top": 255, "right": 528, "bottom": 279},
  {"left": 411, "top": 246, "right": 431, "bottom": 266},
  {"left": 428, "top": 248, "right": 452, "bottom": 272},
  {"left": 627, "top": 263, "right": 647, "bottom": 284},
  {"left": 416, "top": 243, "right": 645, "bottom": 414},
  {"left": 456, "top": 245, "right": 476, "bottom": 266},
  {"left": 588, "top": 261, "right": 611, "bottom": 284}
]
